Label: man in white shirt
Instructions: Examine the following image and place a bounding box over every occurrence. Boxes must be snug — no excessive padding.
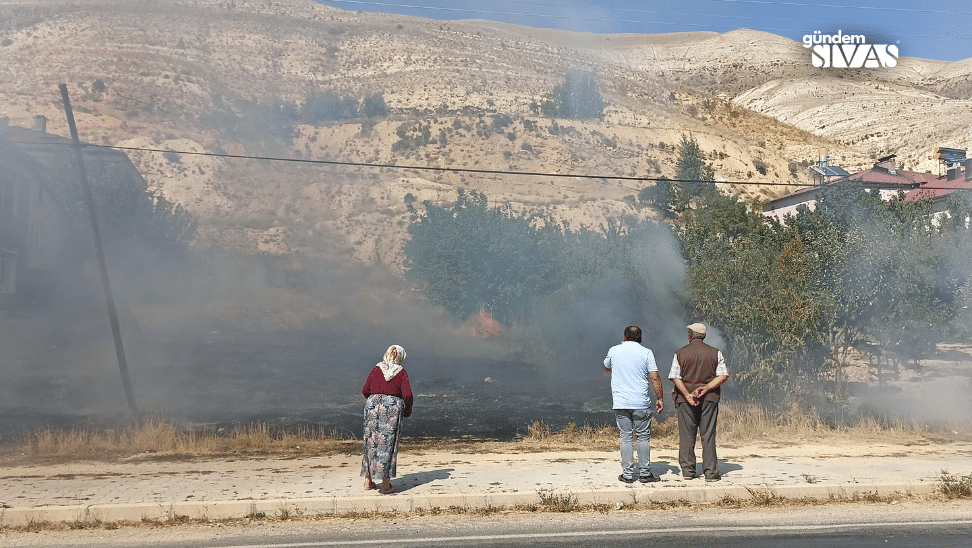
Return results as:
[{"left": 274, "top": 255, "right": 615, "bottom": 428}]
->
[{"left": 603, "top": 326, "right": 665, "bottom": 483}]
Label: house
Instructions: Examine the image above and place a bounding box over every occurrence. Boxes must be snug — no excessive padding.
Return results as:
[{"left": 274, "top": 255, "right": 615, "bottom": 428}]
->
[
  {"left": 0, "top": 117, "right": 67, "bottom": 308},
  {"left": 764, "top": 152, "right": 950, "bottom": 223},
  {"left": 902, "top": 148, "right": 972, "bottom": 219},
  {"left": 0, "top": 114, "right": 152, "bottom": 309}
]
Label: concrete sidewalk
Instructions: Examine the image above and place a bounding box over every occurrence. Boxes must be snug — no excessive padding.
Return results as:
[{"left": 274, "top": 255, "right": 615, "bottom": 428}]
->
[{"left": 2, "top": 442, "right": 970, "bottom": 527}]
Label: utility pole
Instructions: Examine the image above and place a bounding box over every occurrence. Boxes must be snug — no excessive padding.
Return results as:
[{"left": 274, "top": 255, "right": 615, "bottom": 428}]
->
[{"left": 59, "top": 84, "right": 139, "bottom": 417}]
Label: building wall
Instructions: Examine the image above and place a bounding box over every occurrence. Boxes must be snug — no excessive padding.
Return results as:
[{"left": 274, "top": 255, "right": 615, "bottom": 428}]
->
[
  {"left": 0, "top": 141, "right": 63, "bottom": 308},
  {"left": 0, "top": 161, "right": 27, "bottom": 303}
]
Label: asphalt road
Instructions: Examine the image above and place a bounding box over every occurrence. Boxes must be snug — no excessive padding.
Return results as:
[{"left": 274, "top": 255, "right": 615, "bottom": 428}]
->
[
  {"left": 4, "top": 501, "right": 972, "bottom": 548},
  {"left": 184, "top": 521, "right": 972, "bottom": 548}
]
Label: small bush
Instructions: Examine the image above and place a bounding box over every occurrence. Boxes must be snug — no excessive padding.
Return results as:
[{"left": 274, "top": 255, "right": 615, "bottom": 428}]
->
[
  {"left": 938, "top": 470, "right": 972, "bottom": 498},
  {"left": 537, "top": 490, "right": 579, "bottom": 512},
  {"left": 753, "top": 158, "right": 768, "bottom": 175},
  {"left": 492, "top": 114, "right": 513, "bottom": 132},
  {"left": 363, "top": 93, "right": 387, "bottom": 118}
]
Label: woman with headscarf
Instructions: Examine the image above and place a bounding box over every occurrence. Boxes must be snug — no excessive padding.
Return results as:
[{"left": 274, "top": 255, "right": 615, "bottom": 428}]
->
[{"left": 361, "top": 344, "right": 413, "bottom": 495}]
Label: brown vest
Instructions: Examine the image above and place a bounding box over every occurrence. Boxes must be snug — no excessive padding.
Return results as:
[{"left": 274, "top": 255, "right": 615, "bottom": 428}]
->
[{"left": 672, "top": 339, "right": 721, "bottom": 406}]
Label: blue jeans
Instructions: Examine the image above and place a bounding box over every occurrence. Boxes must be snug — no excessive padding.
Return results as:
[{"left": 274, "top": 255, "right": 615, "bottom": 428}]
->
[{"left": 615, "top": 408, "right": 652, "bottom": 479}]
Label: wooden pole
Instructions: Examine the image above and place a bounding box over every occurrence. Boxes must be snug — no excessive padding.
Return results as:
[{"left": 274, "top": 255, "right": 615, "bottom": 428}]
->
[{"left": 59, "top": 84, "right": 139, "bottom": 417}]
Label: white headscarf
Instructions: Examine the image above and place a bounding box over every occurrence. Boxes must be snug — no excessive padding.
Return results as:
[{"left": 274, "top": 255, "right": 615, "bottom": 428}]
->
[{"left": 377, "top": 344, "right": 406, "bottom": 381}]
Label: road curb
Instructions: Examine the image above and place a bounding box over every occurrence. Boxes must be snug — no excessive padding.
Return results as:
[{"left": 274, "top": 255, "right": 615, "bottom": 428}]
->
[{"left": 0, "top": 481, "right": 937, "bottom": 527}]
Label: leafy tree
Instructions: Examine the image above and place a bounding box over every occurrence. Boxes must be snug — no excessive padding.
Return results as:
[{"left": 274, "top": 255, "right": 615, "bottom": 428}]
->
[
  {"left": 943, "top": 192, "right": 972, "bottom": 342},
  {"left": 301, "top": 91, "right": 359, "bottom": 123},
  {"left": 675, "top": 134, "right": 715, "bottom": 207},
  {"left": 541, "top": 69, "right": 606, "bottom": 120},
  {"left": 363, "top": 93, "right": 387, "bottom": 118},
  {"left": 404, "top": 188, "right": 685, "bottom": 331},
  {"left": 539, "top": 99, "right": 558, "bottom": 117},
  {"left": 681, "top": 183, "right": 967, "bottom": 401},
  {"left": 677, "top": 189, "right": 821, "bottom": 401},
  {"left": 200, "top": 94, "right": 296, "bottom": 146},
  {"left": 638, "top": 177, "right": 676, "bottom": 219},
  {"left": 392, "top": 121, "right": 434, "bottom": 151},
  {"left": 404, "top": 189, "right": 566, "bottom": 322}
]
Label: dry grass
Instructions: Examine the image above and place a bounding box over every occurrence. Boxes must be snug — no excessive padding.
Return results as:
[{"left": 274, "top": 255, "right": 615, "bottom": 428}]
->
[
  {"left": 938, "top": 470, "right": 972, "bottom": 499},
  {"left": 0, "top": 403, "right": 953, "bottom": 463},
  {"left": 5, "top": 417, "right": 358, "bottom": 461},
  {"left": 514, "top": 421, "right": 621, "bottom": 452},
  {"left": 716, "top": 402, "right": 936, "bottom": 446},
  {"left": 514, "top": 401, "right": 941, "bottom": 452}
]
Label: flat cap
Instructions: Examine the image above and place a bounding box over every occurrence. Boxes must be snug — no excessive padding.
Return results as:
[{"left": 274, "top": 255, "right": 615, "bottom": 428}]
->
[{"left": 687, "top": 322, "right": 706, "bottom": 335}]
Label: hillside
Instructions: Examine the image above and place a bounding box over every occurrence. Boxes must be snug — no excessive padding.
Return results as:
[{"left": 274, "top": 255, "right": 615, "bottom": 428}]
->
[{"left": 3, "top": 0, "right": 969, "bottom": 268}]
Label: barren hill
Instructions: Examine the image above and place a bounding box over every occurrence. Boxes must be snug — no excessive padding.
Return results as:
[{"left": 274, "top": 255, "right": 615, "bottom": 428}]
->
[{"left": 2, "top": 0, "right": 968, "bottom": 267}]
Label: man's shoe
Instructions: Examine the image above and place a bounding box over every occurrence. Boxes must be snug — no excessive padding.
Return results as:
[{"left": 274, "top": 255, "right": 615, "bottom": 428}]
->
[
  {"left": 618, "top": 474, "right": 637, "bottom": 484},
  {"left": 705, "top": 476, "right": 721, "bottom": 483},
  {"left": 639, "top": 473, "right": 660, "bottom": 483}
]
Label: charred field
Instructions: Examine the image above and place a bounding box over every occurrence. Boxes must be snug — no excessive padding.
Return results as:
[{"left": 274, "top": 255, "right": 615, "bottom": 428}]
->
[{"left": 0, "top": 325, "right": 617, "bottom": 443}]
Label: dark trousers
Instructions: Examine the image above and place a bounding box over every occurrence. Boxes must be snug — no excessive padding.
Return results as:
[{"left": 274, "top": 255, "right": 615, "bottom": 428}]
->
[{"left": 676, "top": 400, "right": 720, "bottom": 480}]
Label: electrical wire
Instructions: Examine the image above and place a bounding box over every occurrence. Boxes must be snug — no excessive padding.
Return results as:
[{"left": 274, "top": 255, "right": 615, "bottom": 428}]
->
[{"left": 4, "top": 139, "right": 903, "bottom": 189}]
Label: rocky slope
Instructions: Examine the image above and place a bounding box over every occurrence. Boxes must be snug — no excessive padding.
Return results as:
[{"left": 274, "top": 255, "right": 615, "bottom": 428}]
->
[{"left": 2, "top": 0, "right": 969, "bottom": 268}]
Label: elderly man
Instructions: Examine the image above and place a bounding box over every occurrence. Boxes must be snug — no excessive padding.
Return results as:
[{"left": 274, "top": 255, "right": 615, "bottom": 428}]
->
[
  {"left": 670, "top": 322, "right": 729, "bottom": 482},
  {"left": 603, "top": 325, "right": 665, "bottom": 483}
]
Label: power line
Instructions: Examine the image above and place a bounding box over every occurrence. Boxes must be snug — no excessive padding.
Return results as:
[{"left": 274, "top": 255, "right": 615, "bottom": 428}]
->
[{"left": 5, "top": 139, "right": 880, "bottom": 189}]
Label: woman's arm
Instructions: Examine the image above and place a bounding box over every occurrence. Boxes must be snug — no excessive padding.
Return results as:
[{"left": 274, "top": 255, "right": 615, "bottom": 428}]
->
[
  {"left": 400, "top": 370, "right": 413, "bottom": 418},
  {"left": 362, "top": 367, "right": 377, "bottom": 397}
]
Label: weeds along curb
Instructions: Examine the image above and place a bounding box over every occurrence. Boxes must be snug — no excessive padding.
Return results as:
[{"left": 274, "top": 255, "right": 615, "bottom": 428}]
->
[
  {"left": 0, "top": 483, "right": 949, "bottom": 532},
  {"left": 938, "top": 470, "right": 972, "bottom": 499}
]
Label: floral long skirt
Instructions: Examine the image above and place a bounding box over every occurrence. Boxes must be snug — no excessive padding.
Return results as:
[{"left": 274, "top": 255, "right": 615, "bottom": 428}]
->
[{"left": 360, "top": 394, "right": 405, "bottom": 480}]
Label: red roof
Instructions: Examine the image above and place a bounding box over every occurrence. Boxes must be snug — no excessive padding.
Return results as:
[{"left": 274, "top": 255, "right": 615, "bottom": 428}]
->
[
  {"left": 904, "top": 177, "right": 972, "bottom": 202},
  {"left": 848, "top": 167, "right": 937, "bottom": 186}
]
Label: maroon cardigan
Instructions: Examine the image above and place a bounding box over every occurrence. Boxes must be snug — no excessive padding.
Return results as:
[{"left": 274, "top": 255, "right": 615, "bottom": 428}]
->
[{"left": 362, "top": 366, "right": 413, "bottom": 418}]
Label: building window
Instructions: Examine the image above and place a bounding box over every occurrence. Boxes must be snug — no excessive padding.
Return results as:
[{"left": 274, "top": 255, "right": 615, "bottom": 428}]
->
[
  {"left": 0, "top": 177, "right": 8, "bottom": 216},
  {"left": 0, "top": 249, "right": 16, "bottom": 294},
  {"left": 0, "top": 175, "right": 20, "bottom": 217}
]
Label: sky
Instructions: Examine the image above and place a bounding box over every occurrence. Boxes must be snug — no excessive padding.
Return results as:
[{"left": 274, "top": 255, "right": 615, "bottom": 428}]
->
[{"left": 317, "top": 0, "right": 972, "bottom": 62}]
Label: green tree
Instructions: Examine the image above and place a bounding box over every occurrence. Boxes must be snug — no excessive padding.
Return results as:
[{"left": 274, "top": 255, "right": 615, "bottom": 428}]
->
[
  {"left": 301, "top": 91, "right": 359, "bottom": 123},
  {"left": 363, "top": 93, "right": 387, "bottom": 118},
  {"left": 404, "top": 189, "right": 566, "bottom": 322},
  {"left": 638, "top": 177, "right": 676, "bottom": 219},
  {"left": 784, "top": 185, "right": 964, "bottom": 397},
  {"left": 542, "top": 69, "right": 606, "bottom": 120},
  {"left": 678, "top": 189, "right": 820, "bottom": 401},
  {"left": 675, "top": 134, "right": 715, "bottom": 207}
]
